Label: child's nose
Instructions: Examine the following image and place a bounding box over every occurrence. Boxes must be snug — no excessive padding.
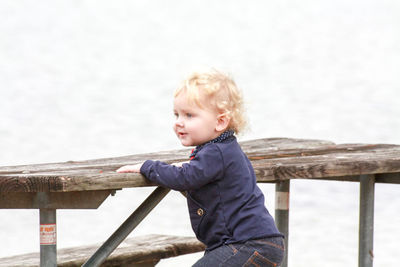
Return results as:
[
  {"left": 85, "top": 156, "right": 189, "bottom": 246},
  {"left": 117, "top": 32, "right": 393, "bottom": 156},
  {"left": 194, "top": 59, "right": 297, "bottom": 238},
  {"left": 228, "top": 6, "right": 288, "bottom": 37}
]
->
[{"left": 175, "top": 117, "right": 184, "bottom": 127}]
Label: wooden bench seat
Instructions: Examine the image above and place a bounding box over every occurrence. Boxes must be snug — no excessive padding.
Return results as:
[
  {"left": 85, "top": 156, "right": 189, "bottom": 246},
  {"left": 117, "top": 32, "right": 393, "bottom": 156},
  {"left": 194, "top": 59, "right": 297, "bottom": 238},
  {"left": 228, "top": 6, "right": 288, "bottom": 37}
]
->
[{"left": 0, "top": 234, "right": 205, "bottom": 267}]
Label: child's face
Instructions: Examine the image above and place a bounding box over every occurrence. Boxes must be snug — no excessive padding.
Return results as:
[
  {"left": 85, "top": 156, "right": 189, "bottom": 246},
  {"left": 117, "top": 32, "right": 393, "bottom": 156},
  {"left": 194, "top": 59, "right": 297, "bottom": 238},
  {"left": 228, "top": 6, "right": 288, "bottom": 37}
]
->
[{"left": 173, "top": 92, "right": 221, "bottom": 146}]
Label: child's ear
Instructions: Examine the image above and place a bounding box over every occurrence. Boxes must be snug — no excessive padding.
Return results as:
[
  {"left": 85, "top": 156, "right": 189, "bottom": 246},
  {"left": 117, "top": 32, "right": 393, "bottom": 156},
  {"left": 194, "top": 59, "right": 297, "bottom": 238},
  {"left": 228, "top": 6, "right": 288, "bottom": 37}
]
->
[{"left": 215, "top": 113, "right": 230, "bottom": 132}]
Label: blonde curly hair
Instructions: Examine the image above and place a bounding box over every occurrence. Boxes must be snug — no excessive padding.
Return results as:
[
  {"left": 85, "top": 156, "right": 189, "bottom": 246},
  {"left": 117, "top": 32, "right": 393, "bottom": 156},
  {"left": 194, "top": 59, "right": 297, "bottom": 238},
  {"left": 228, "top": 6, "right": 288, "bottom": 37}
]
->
[{"left": 174, "top": 69, "right": 247, "bottom": 134}]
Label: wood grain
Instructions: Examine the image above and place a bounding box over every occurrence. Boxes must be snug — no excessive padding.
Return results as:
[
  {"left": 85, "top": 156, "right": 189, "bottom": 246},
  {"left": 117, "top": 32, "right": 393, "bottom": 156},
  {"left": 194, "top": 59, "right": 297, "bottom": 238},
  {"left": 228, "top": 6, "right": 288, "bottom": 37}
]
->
[
  {"left": 1, "top": 138, "right": 400, "bottom": 193},
  {"left": 0, "top": 234, "right": 205, "bottom": 267}
]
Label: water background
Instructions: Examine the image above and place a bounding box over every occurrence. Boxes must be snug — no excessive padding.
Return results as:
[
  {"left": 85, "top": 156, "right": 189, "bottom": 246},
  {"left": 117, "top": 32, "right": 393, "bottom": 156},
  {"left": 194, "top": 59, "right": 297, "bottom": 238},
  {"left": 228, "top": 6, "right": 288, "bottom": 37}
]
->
[{"left": 1, "top": 1, "right": 399, "bottom": 266}]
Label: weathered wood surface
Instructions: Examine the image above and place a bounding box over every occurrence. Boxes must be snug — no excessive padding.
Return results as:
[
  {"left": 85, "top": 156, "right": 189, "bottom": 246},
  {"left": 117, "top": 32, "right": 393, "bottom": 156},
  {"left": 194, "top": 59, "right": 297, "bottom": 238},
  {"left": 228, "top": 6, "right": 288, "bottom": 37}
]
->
[
  {"left": 0, "top": 234, "right": 205, "bottom": 267},
  {"left": 1, "top": 137, "right": 400, "bottom": 193},
  {"left": 0, "top": 190, "right": 113, "bottom": 209}
]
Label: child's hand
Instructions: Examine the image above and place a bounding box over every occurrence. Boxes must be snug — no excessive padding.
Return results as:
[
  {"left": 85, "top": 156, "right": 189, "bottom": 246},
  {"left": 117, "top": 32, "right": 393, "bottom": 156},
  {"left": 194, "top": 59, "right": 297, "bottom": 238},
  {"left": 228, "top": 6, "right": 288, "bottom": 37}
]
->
[{"left": 116, "top": 163, "right": 143, "bottom": 173}]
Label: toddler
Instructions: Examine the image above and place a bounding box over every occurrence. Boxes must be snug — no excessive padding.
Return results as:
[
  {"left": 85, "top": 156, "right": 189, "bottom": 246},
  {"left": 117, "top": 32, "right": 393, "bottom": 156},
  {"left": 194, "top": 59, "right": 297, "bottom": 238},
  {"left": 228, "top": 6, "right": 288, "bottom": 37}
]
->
[{"left": 117, "top": 70, "right": 284, "bottom": 266}]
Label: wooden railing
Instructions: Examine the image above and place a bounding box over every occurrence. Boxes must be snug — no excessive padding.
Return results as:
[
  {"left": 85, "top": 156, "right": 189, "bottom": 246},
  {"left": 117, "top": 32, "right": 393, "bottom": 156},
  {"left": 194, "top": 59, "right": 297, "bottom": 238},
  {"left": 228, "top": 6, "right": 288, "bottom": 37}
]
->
[{"left": 1, "top": 137, "right": 399, "bottom": 266}]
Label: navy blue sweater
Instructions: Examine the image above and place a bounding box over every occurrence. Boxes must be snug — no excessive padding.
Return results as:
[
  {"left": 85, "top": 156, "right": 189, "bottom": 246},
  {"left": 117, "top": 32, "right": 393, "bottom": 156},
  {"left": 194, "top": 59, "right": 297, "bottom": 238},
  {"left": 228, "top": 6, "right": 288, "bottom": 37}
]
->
[{"left": 140, "top": 137, "right": 283, "bottom": 251}]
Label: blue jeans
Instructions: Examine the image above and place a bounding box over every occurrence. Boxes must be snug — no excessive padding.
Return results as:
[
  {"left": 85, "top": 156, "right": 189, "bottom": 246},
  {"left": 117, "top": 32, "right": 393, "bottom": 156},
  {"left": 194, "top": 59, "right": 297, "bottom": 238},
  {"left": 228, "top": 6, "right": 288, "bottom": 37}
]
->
[{"left": 192, "top": 236, "right": 285, "bottom": 267}]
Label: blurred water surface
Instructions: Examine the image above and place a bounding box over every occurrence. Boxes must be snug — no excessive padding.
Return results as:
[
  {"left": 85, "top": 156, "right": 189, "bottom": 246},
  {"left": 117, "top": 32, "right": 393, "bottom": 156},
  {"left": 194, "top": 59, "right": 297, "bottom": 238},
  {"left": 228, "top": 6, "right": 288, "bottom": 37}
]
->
[{"left": 0, "top": 1, "right": 399, "bottom": 266}]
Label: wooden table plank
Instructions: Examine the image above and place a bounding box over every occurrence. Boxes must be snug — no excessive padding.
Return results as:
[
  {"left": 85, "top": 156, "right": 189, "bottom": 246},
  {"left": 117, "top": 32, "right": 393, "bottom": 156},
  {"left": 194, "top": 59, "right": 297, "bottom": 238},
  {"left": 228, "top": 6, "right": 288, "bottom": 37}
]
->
[
  {"left": 0, "top": 234, "right": 205, "bottom": 267},
  {"left": 1, "top": 138, "right": 400, "bottom": 192}
]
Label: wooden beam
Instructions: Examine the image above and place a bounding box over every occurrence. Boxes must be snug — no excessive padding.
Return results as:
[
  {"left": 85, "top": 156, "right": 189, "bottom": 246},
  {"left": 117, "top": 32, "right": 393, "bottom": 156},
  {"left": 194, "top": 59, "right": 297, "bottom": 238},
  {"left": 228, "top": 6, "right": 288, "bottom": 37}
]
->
[
  {"left": 0, "top": 235, "right": 205, "bottom": 267},
  {"left": 0, "top": 190, "right": 113, "bottom": 209},
  {"left": 1, "top": 138, "right": 399, "bottom": 192}
]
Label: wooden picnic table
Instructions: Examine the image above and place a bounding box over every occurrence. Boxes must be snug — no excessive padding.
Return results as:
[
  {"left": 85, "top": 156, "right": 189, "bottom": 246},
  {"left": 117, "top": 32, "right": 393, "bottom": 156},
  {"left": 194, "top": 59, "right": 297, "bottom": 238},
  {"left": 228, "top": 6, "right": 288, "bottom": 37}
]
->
[{"left": 1, "top": 137, "right": 400, "bottom": 267}]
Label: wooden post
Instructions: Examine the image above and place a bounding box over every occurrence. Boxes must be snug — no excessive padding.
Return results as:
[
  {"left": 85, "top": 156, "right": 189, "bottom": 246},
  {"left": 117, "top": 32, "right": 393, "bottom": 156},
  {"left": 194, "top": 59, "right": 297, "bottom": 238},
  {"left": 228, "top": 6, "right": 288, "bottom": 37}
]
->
[
  {"left": 275, "top": 180, "right": 290, "bottom": 267},
  {"left": 359, "top": 174, "right": 375, "bottom": 267}
]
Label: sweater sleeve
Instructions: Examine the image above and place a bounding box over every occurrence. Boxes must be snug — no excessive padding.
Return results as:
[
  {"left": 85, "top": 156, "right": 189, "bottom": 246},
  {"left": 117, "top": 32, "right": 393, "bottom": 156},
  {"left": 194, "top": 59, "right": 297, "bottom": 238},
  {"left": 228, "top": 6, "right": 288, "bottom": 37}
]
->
[{"left": 140, "top": 144, "right": 224, "bottom": 191}]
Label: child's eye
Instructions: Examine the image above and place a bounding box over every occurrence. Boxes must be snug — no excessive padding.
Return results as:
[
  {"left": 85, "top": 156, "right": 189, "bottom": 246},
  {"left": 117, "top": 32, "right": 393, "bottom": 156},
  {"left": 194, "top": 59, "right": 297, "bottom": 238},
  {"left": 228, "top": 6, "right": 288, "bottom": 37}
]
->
[
  {"left": 173, "top": 112, "right": 178, "bottom": 118},
  {"left": 186, "top": 113, "right": 193, "bottom": 118}
]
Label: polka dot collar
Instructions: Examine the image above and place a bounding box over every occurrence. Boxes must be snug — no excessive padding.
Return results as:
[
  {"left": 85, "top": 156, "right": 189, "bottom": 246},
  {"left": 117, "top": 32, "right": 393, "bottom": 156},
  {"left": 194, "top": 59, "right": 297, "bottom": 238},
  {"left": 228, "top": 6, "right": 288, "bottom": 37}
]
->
[{"left": 189, "top": 130, "right": 235, "bottom": 160}]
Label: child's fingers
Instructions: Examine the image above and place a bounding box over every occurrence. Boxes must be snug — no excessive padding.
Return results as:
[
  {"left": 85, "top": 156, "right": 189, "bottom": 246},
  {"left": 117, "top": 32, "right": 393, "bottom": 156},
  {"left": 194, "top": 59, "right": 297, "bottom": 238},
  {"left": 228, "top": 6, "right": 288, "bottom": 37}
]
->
[
  {"left": 116, "top": 166, "right": 127, "bottom": 173},
  {"left": 116, "top": 164, "right": 142, "bottom": 173},
  {"left": 116, "top": 165, "right": 135, "bottom": 173}
]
